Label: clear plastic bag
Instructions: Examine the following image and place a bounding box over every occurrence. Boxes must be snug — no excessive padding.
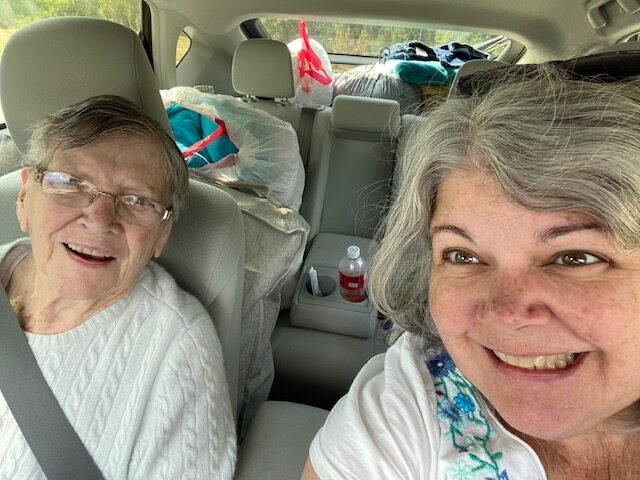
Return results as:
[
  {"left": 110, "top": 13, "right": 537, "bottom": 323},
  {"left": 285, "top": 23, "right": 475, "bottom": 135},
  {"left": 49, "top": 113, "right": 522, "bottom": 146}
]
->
[
  {"left": 287, "top": 20, "right": 334, "bottom": 107},
  {"left": 162, "top": 87, "right": 305, "bottom": 210}
]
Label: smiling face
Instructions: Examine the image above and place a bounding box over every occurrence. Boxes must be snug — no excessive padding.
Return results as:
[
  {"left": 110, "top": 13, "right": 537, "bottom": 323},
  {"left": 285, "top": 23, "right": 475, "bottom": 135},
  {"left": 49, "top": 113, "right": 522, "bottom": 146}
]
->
[
  {"left": 428, "top": 170, "right": 640, "bottom": 442},
  {"left": 16, "top": 133, "right": 173, "bottom": 306}
]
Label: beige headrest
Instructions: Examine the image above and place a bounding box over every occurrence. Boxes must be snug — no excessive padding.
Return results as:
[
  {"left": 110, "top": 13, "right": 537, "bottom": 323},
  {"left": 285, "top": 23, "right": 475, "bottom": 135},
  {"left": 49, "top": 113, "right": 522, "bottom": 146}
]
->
[
  {"left": 0, "top": 17, "right": 170, "bottom": 155},
  {"left": 448, "top": 59, "right": 509, "bottom": 98},
  {"left": 331, "top": 95, "right": 401, "bottom": 135},
  {"left": 232, "top": 39, "right": 295, "bottom": 98}
]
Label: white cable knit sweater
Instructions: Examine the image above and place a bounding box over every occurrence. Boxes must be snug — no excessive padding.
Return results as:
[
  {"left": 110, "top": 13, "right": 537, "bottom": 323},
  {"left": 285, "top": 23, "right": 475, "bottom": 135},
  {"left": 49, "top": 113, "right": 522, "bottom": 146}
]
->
[{"left": 0, "top": 240, "right": 236, "bottom": 479}]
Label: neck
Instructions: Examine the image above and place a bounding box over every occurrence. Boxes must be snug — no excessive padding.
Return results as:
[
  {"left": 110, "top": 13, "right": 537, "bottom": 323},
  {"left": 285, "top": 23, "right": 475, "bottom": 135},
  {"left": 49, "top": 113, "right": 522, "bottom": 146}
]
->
[
  {"left": 515, "top": 425, "right": 640, "bottom": 479},
  {"left": 8, "top": 253, "right": 118, "bottom": 334}
]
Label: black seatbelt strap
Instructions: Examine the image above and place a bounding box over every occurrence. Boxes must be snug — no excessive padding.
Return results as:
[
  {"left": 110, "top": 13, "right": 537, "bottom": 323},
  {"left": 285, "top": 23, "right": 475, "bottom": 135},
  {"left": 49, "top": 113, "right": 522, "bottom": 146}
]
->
[
  {"left": 297, "top": 106, "right": 319, "bottom": 169},
  {"left": 0, "top": 289, "right": 105, "bottom": 479}
]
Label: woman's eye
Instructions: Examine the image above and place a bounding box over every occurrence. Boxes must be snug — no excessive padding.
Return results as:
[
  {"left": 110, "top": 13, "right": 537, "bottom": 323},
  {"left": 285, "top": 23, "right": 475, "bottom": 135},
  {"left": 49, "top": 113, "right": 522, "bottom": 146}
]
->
[
  {"left": 554, "top": 251, "right": 604, "bottom": 266},
  {"left": 444, "top": 250, "right": 479, "bottom": 264}
]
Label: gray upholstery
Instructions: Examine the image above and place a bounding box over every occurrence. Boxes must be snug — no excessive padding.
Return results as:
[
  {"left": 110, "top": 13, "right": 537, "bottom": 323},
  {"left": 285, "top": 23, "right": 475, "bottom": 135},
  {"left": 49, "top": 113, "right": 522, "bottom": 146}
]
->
[
  {"left": 232, "top": 39, "right": 295, "bottom": 99},
  {"left": 0, "top": 17, "right": 245, "bottom": 417},
  {"left": 317, "top": 95, "right": 400, "bottom": 238},
  {"left": 331, "top": 95, "right": 401, "bottom": 134},
  {"left": 0, "top": 17, "right": 171, "bottom": 153},
  {"left": 235, "top": 401, "right": 329, "bottom": 480},
  {"left": 0, "top": 172, "right": 22, "bottom": 242}
]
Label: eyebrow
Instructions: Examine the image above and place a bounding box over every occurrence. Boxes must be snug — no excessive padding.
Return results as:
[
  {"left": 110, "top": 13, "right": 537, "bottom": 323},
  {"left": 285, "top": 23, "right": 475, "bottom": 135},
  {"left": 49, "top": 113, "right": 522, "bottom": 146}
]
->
[
  {"left": 430, "top": 222, "right": 604, "bottom": 243},
  {"left": 538, "top": 223, "right": 604, "bottom": 242},
  {"left": 430, "top": 224, "right": 474, "bottom": 242}
]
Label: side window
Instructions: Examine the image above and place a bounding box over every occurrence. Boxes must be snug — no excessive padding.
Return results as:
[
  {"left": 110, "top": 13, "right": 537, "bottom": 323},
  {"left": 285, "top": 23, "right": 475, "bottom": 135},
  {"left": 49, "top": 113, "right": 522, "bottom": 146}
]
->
[
  {"left": 176, "top": 30, "right": 192, "bottom": 65},
  {"left": 0, "top": 0, "right": 142, "bottom": 125}
]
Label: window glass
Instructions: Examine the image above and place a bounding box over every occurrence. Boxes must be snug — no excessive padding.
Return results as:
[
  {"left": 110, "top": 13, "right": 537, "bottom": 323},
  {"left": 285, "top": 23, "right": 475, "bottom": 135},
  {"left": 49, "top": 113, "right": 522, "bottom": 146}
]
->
[
  {"left": 0, "top": 0, "right": 142, "bottom": 124},
  {"left": 260, "top": 18, "right": 501, "bottom": 59},
  {"left": 176, "top": 30, "right": 191, "bottom": 65}
]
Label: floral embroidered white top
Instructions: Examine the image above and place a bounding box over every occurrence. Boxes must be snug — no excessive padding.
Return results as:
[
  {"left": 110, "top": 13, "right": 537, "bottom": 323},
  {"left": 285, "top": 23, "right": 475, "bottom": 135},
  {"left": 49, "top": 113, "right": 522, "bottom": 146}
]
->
[{"left": 309, "top": 333, "right": 547, "bottom": 480}]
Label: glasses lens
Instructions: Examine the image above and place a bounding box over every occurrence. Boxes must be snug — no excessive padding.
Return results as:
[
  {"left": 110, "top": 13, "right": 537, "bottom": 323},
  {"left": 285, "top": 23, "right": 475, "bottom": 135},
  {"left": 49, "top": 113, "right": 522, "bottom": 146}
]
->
[
  {"left": 41, "top": 171, "right": 93, "bottom": 207},
  {"left": 118, "top": 195, "right": 164, "bottom": 226}
]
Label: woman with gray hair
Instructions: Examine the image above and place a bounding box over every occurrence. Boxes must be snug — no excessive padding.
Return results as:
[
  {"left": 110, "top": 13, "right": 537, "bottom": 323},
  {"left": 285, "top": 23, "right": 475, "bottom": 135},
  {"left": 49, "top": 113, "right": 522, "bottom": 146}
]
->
[
  {"left": 303, "top": 65, "right": 640, "bottom": 478},
  {"left": 0, "top": 95, "right": 236, "bottom": 478}
]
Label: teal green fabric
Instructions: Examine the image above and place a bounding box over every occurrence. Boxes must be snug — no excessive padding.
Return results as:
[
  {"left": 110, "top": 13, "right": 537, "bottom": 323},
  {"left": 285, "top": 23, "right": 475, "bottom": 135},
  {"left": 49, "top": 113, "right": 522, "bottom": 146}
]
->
[
  {"left": 394, "top": 60, "right": 458, "bottom": 86},
  {"left": 166, "top": 104, "right": 238, "bottom": 168}
]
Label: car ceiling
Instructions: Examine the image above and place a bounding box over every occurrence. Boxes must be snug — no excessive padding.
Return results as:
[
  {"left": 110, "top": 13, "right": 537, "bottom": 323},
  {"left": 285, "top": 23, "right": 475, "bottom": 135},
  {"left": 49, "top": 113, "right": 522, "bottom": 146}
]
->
[{"left": 147, "top": 0, "right": 640, "bottom": 61}]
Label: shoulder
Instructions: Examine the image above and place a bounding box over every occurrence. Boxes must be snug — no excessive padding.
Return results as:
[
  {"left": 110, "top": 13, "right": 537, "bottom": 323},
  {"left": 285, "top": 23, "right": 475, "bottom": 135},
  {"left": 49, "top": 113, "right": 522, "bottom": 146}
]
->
[
  {"left": 310, "top": 333, "right": 441, "bottom": 479},
  {"left": 129, "top": 263, "right": 232, "bottom": 432},
  {"left": 121, "top": 261, "right": 224, "bottom": 370},
  {"left": 134, "top": 261, "right": 214, "bottom": 333}
]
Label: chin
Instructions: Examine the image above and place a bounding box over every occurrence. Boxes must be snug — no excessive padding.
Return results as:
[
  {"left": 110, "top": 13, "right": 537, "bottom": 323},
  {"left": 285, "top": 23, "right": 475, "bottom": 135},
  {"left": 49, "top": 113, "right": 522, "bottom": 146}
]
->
[
  {"left": 493, "top": 399, "right": 600, "bottom": 441},
  {"left": 56, "top": 278, "right": 117, "bottom": 301}
]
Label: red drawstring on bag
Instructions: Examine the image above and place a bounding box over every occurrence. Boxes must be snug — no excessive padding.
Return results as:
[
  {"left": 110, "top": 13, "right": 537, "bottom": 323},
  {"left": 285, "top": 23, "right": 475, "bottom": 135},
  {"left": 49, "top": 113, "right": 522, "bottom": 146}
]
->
[
  {"left": 297, "top": 20, "right": 332, "bottom": 89},
  {"left": 182, "top": 118, "right": 228, "bottom": 159}
]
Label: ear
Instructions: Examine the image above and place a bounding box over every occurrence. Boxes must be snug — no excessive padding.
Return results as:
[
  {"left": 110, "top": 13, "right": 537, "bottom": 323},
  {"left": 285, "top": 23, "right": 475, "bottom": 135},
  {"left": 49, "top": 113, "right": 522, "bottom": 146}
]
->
[
  {"left": 15, "top": 168, "right": 31, "bottom": 234},
  {"left": 152, "top": 220, "right": 173, "bottom": 258}
]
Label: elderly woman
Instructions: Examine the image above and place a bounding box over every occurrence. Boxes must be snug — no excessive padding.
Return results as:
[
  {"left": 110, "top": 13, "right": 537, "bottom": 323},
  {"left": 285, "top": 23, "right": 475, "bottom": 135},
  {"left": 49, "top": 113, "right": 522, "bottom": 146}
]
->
[
  {"left": 302, "top": 65, "right": 640, "bottom": 479},
  {"left": 0, "top": 95, "right": 236, "bottom": 478}
]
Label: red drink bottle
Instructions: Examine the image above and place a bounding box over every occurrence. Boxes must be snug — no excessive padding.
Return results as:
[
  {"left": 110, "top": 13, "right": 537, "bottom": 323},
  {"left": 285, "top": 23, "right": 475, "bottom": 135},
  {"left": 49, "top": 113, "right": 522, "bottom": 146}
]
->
[{"left": 339, "top": 245, "right": 367, "bottom": 302}]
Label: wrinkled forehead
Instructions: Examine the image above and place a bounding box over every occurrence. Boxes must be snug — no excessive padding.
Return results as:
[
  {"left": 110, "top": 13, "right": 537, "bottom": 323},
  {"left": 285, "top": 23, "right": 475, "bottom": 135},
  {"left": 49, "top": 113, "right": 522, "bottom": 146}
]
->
[{"left": 47, "top": 133, "right": 170, "bottom": 197}]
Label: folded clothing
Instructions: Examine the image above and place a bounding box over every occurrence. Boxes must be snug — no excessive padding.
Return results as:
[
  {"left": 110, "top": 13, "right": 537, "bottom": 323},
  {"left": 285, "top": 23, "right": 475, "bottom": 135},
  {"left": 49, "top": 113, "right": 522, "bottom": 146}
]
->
[
  {"left": 166, "top": 103, "right": 239, "bottom": 168},
  {"left": 395, "top": 60, "right": 458, "bottom": 86}
]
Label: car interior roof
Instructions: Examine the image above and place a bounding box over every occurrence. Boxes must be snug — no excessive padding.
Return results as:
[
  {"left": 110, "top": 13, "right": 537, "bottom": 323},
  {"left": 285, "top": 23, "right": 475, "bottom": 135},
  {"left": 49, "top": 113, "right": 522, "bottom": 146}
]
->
[{"left": 146, "top": 0, "right": 640, "bottom": 61}]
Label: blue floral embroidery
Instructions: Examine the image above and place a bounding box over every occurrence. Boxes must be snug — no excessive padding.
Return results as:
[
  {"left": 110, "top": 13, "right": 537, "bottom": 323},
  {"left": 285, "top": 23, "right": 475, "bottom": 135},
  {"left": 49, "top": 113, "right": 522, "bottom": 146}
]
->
[
  {"left": 427, "top": 351, "right": 509, "bottom": 480},
  {"left": 454, "top": 393, "right": 475, "bottom": 413},
  {"left": 438, "top": 400, "right": 465, "bottom": 426},
  {"left": 427, "top": 352, "right": 456, "bottom": 377}
]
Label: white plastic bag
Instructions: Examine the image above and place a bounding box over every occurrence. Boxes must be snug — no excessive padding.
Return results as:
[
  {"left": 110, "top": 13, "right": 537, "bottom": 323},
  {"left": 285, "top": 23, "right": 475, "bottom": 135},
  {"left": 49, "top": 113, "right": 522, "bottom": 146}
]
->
[
  {"left": 162, "top": 87, "right": 305, "bottom": 210},
  {"left": 287, "top": 21, "right": 334, "bottom": 107}
]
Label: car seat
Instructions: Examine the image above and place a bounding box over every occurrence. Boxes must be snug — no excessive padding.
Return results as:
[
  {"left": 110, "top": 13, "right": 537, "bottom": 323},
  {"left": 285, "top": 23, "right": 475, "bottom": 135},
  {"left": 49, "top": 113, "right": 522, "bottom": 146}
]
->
[{"left": 0, "top": 16, "right": 245, "bottom": 418}]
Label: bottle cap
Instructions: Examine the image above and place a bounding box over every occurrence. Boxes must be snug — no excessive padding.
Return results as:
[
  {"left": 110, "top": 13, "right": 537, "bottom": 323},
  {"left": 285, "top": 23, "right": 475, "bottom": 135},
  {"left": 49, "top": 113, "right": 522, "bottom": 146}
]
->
[{"left": 347, "top": 245, "right": 360, "bottom": 260}]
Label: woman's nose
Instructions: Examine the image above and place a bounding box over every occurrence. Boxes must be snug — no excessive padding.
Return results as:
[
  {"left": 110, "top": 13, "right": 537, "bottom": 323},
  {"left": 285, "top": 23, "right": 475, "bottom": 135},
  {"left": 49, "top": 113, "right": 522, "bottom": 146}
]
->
[
  {"left": 81, "top": 193, "right": 119, "bottom": 230},
  {"left": 479, "top": 270, "right": 553, "bottom": 329}
]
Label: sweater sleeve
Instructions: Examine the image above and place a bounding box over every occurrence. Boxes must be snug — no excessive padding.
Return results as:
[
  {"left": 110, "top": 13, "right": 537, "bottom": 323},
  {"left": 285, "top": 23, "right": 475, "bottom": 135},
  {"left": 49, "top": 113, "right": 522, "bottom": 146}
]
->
[{"left": 128, "top": 315, "right": 236, "bottom": 480}]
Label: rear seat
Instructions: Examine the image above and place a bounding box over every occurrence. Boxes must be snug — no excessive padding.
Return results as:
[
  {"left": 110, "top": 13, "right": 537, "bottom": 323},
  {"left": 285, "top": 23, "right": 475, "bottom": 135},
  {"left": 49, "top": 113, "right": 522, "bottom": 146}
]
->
[
  {"left": 233, "top": 39, "right": 403, "bottom": 478},
  {"left": 270, "top": 97, "right": 401, "bottom": 408},
  {"left": 307, "top": 94, "right": 400, "bottom": 240}
]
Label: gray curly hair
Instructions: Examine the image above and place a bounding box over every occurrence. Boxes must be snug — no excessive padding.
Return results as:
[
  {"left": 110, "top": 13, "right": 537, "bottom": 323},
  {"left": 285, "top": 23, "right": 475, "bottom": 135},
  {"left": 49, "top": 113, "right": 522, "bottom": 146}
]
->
[{"left": 369, "top": 65, "right": 640, "bottom": 347}]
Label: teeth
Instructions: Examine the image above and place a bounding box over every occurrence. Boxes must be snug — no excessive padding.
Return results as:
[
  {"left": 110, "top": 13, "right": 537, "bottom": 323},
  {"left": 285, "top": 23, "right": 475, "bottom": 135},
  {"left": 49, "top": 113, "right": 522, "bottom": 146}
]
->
[
  {"left": 66, "top": 243, "right": 109, "bottom": 258},
  {"left": 494, "top": 350, "right": 576, "bottom": 370}
]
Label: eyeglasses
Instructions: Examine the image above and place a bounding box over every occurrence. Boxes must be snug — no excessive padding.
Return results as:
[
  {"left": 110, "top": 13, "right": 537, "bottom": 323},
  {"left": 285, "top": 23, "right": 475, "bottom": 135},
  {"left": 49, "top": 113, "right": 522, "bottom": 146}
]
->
[{"left": 33, "top": 169, "right": 173, "bottom": 227}]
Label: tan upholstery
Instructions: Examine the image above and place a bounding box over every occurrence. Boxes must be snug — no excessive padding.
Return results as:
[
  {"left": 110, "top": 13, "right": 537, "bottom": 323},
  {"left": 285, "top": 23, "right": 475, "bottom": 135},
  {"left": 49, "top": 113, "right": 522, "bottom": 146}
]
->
[
  {"left": 0, "top": 17, "right": 171, "bottom": 153},
  {"left": 232, "top": 39, "right": 295, "bottom": 99},
  {"left": 331, "top": 95, "right": 400, "bottom": 134},
  {"left": 235, "top": 401, "right": 329, "bottom": 479},
  {"left": 313, "top": 95, "right": 400, "bottom": 239},
  {"left": 0, "top": 17, "right": 245, "bottom": 417}
]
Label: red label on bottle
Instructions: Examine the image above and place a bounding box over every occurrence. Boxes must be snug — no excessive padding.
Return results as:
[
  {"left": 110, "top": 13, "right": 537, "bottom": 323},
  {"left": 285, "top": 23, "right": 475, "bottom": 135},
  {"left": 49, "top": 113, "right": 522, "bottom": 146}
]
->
[{"left": 339, "top": 272, "right": 367, "bottom": 302}]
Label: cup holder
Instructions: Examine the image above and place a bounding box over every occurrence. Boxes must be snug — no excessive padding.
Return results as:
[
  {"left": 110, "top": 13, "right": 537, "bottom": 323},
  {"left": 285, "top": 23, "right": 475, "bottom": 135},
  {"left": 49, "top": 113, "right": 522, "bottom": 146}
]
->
[{"left": 306, "top": 274, "right": 336, "bottom": 297}]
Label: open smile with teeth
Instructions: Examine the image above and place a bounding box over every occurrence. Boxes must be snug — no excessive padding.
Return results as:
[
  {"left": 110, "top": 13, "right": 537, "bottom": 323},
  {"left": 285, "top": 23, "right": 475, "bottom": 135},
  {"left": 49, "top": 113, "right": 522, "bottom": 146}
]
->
[
  {"left": 65, "top": 243, "right": 113, "bottom": 260},
  {"left": 493, "top": 351, "right": 578, "bottom": 370}
]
